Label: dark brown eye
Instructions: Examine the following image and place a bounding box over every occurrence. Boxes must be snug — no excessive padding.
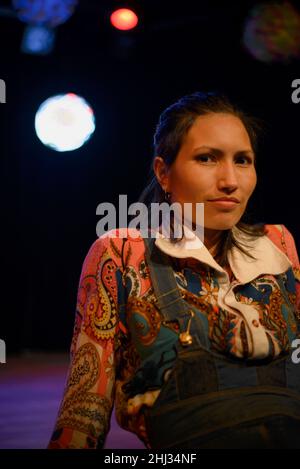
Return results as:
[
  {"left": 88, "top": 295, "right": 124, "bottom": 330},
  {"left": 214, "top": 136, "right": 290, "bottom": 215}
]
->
[
  {"left": 195, "top": 154, "right": 214, "bottom": 163},
  {"left": 235, "top": 156, "right": 253, "bottom": 165}
]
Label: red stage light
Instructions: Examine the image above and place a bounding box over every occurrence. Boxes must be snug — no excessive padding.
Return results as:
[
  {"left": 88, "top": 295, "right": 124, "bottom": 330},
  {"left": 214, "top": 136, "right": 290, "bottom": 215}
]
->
[{"left": 110, "top": 8, "right": 138, "bottom": 31}]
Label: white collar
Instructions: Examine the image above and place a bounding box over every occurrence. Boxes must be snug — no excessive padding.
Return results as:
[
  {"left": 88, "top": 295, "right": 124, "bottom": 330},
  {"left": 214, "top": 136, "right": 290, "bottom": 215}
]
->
[{"left": 154, "top": 224, "right": 292, "bottom": 284}]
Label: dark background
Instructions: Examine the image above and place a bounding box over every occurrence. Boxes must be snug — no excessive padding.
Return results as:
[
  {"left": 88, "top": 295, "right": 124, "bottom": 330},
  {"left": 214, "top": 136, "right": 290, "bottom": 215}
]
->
[{"left": 1, "top": 0, "right": 300, "bottom": 353}]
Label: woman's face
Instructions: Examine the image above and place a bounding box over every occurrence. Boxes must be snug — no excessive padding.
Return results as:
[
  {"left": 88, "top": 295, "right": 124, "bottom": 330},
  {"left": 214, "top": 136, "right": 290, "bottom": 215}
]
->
[{"left": 154, "top": 112, "right": 257, "bottom": 231}]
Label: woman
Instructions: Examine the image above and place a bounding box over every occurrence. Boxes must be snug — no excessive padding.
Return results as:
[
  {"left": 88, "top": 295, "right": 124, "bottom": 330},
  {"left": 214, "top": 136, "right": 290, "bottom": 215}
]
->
[{"left": 49, "top": 92, "right": 300, "bottom": 449}]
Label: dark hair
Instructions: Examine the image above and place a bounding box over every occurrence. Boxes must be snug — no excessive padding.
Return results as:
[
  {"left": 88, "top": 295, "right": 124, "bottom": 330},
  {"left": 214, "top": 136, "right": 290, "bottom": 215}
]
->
[{"left": 138, "top": 91, "right": 266, "bottom": 267}]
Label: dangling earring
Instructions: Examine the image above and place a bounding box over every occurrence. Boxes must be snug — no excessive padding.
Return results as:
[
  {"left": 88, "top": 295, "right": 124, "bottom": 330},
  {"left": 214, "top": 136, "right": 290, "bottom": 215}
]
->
[{"left": 164, "top": 190, "right": 171, "bottom": 203}]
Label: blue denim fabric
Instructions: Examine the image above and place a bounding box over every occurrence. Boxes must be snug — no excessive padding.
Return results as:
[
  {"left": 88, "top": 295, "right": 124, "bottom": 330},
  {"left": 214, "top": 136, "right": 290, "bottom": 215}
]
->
[{"left": 143, "top": 236, "right": 300, "bottom": 449}]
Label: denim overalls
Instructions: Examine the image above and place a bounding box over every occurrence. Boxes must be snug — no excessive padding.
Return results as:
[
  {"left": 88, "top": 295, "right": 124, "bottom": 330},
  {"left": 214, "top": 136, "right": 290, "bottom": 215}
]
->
[{"left": 142, "top": 236, "right": 300, "bottom": 449}]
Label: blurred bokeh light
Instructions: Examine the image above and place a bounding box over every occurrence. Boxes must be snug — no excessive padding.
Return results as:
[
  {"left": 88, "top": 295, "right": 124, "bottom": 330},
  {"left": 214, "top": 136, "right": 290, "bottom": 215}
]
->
[
  {"left": 34, "top": 93, "right": 96, "bottom": 152},
  {"left": 243, "top": 1, "right": 300, "bottom": 63}
]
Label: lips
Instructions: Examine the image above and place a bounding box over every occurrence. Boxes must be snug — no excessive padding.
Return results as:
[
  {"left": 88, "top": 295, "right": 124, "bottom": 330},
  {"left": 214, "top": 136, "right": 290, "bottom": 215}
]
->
[
  {"left": 208, "top": 197, "right": 240, "bottom": 203},
  {"left": 207, "top": 197, "right": 240, "bottom": 210}
]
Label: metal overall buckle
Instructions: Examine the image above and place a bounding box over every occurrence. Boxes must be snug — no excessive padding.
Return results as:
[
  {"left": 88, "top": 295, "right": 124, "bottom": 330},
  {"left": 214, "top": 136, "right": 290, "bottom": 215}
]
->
[{"left": 179, "top": 309, "right": 195, "bottom": 346}]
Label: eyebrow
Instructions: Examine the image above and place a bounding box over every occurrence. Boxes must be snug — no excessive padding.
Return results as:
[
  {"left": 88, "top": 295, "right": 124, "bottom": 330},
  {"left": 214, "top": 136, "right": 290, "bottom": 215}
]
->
[{"left": 193, "top": 146, "right": 255, "bottom": 156}]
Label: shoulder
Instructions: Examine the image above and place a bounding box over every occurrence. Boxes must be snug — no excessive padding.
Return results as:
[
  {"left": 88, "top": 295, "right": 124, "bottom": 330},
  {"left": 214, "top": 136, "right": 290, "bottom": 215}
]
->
[
  {"left": 264, "top": 224, "right": 295, "bottom": 251},
  {"left": 82, "top": 228, "right": 147, "bottom": 272},
  {"left": 89, "top": 227, "right": 145, "bottom": 249},
  {"left": 264, "top": 224, "right": 300, "bottom": 270}
]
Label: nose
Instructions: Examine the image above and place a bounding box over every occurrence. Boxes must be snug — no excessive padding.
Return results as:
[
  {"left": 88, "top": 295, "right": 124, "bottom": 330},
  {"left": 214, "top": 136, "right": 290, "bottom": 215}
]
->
[{"left": 216, "top": 160, "right": 238, "bottom": 193}]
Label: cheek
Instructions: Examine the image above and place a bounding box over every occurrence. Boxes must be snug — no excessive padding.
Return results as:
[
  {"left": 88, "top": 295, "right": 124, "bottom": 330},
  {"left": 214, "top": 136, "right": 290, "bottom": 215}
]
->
[
  {"left": 170, "top": 166, "right": 208, "bottom": 194},
  {"left": 249, "top": 173, "right": 257, "bottom": 194},
  {"left": 243, "top": 171, "right": 257, "bottom": 199},
  {"left": 169, "top": 167, "right": 193, "bottom": 196}
]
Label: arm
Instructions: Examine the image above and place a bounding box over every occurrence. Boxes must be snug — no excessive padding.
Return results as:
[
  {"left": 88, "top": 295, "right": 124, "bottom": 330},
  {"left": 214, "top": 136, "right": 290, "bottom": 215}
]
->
[
  {"left": 48, "top": 236, "right": 120, "bottom": 449},
  {"left": 281, "top": 225, "right": 300, "bottom": 313},
  {"left": 266, "top": 224, "right": 300, "bottom": 313}
]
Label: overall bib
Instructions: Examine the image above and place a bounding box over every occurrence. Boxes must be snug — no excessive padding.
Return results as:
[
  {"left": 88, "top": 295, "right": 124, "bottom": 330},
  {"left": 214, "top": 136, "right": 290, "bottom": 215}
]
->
[{"left": 142, "top": 236, "right": 300, "bottom": 449}]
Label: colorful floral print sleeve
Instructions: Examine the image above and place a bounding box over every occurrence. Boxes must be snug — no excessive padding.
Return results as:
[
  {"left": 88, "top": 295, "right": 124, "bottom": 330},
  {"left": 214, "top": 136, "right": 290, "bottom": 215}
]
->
[{"left": 48, "top": 224, "right": 300, "bottom": 449}]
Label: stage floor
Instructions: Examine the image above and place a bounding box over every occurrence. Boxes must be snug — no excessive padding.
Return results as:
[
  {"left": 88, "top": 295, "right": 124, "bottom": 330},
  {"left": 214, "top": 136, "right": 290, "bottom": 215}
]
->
[{"left": 0, "top": 352, "right": 145, "bottom": 449}]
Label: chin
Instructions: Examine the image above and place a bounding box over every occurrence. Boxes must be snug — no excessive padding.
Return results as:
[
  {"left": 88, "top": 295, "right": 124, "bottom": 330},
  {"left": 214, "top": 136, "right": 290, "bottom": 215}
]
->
[
  {"left": 205, "top": 219, "right": 239, "bottom": 231},
  {"left": 205, "top": 211, "right": 243, "bottom": 230}
]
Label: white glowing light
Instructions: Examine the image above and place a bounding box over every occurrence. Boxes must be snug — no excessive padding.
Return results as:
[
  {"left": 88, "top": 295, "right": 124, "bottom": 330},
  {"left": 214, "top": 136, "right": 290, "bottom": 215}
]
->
[{"left": 35, "top": 93, "right": 95, "bottom": 152}]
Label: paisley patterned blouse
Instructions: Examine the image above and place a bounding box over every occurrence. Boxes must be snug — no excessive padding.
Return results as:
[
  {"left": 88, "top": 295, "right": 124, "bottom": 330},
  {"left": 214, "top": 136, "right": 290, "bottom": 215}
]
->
[{"left": 48, "top": 224, "right": 300, "bottom": 449}]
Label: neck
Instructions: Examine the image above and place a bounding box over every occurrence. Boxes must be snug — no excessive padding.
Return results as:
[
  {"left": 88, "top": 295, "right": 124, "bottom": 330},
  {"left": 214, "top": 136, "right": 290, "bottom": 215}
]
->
[{"left": 204, "top": 228, "right": 223, "bottom": 256}]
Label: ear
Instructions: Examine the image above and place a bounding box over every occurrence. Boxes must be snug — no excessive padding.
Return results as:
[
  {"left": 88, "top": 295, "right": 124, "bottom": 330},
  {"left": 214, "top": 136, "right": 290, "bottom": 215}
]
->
[{"left": 153, "top": 156, "right": 170, "bottom": 191}]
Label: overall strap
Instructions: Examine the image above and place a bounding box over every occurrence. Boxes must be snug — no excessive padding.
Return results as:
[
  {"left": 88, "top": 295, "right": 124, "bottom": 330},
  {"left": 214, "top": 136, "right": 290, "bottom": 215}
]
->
[
  {"left": 143, "top": 236, "right": 190, "bottom": 327},
  {"left": 143, "top": 236, "right": 216, "bottom": 350},
  {"left": 276, "top": 272, "right": 296, "bottom": 311}
]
